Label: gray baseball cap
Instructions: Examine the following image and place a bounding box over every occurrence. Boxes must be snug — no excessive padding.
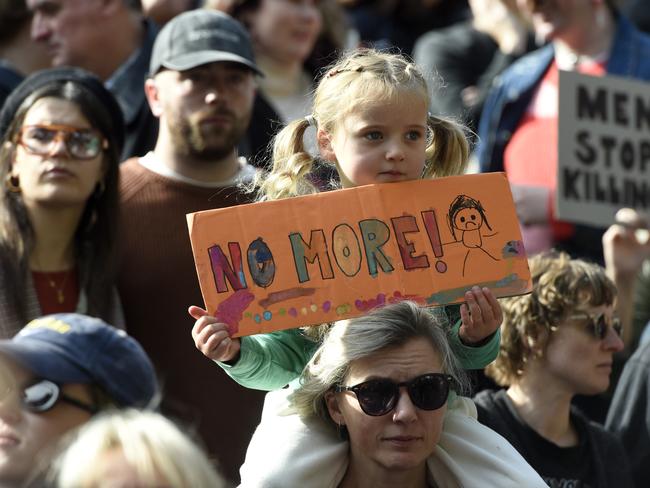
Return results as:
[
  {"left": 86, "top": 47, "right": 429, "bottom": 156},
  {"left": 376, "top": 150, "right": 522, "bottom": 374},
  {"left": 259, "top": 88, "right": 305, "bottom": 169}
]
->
[{"left": 149, "top": 9, "right": 263, "bottom": 76}]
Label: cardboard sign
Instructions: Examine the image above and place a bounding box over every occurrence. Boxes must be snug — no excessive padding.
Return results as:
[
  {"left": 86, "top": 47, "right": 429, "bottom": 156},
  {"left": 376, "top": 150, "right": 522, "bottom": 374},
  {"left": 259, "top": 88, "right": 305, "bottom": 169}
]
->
[
  {"left": 558, "top": 70, "right": 650, "bottom": 227},
  {"left": 187, "top": 173, "right": 531, "bottom": 337}
]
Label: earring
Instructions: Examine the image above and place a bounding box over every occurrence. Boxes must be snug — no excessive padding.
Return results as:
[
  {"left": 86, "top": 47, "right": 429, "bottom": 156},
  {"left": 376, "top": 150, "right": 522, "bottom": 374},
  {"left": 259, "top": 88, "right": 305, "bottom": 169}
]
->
[
  {"left": 336, "top": 421, "right": 348, "bottom": 440},
  {"left": 5, "top": 174, "right": 20, "bottom": 193},
  {"left": 94, "top": 179, "right": 106, "bottom": 197}
]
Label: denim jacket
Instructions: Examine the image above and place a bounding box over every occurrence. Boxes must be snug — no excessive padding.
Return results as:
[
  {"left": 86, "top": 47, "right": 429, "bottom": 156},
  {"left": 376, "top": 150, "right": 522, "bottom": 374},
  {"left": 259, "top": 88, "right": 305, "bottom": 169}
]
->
[
  {"left": 475, "top": 16, "right": 650, "bottom": 263},
  {"left": 476, "top": 15, "right": 650, "bottom": 174}
]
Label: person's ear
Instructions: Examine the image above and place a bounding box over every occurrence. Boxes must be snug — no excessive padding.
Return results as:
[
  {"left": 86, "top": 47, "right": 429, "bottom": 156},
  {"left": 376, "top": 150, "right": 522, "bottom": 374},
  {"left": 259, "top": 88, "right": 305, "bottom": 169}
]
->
[
  {"left": 144, "top": 77, "right": 163, "bottom": 118},
  {"left": 325, "top": 390, "right": 346, "bottom": 426},
  {"left": 317, "top": 128, "right": 336, "bottom": 163}
]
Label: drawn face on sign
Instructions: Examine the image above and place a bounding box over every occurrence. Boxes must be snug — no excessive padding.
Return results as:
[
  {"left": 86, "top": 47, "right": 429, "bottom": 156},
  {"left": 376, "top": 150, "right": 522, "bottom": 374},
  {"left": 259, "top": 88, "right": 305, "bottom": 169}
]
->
[{"left": 452, "top": 207, "right": 484, "bottom": 232}]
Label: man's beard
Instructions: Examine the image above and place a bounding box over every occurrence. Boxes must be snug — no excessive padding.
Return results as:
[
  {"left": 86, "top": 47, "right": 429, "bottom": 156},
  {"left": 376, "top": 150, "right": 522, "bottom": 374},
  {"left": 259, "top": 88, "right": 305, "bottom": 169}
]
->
[{"left": 168, "top": 109, "right": 250, "bottom": 162}]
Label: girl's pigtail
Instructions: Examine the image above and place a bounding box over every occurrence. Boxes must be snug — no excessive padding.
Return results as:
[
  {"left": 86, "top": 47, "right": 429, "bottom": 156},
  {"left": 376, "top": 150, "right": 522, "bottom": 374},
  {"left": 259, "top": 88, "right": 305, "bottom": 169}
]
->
[
  {"left": 255, "top": 118, "right": 318, "bottom": 201},
  {"left": 423, "top": 114, "right": 470, "bottom": 179}
]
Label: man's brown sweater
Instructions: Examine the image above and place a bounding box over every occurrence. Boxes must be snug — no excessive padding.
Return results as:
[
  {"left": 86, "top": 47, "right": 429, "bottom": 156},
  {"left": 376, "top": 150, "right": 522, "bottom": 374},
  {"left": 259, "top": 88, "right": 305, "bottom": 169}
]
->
[{"left": 118, "top": 157, "right": 264, "bottom": 483}]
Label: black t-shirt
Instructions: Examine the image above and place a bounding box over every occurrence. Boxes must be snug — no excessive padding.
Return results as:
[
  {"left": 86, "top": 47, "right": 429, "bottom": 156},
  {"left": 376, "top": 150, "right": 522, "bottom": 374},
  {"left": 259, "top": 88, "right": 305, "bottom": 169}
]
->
[{"left": 475, "top": 390, "right": 597, "bottom": 487}]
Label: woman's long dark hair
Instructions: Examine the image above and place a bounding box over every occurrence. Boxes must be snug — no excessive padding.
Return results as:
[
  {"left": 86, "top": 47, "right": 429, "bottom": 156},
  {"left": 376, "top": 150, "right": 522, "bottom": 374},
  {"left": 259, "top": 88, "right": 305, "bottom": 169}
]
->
[{"left": 0, "top": 80, "right": 121, "bottom": 322}]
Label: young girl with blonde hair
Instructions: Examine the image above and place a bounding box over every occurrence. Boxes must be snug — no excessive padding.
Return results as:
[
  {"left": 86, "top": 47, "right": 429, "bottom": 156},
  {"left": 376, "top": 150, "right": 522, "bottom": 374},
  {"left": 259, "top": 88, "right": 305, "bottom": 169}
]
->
[
  {"left": 190, "top": 49, "right": 540, "bottom": 486},
  {"left": 192, "top": 49, "right": 501, "bottom": 382}
]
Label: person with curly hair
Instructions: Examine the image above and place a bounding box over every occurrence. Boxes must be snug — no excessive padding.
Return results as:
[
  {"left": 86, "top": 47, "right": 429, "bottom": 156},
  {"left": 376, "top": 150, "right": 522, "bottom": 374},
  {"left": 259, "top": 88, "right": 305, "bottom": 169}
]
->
[{"left": 474, "top": 251, "right": 632, "bottom": 488}]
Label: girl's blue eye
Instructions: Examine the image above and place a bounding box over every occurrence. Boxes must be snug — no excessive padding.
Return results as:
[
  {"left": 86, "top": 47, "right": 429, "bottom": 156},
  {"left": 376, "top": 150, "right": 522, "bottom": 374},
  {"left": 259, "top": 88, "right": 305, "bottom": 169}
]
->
[
  {"left": 406, "top": 131, "right": 422, "bottom": 141},
  {"left": 364, "top": 131, "right": 382, "bottom": 141}
]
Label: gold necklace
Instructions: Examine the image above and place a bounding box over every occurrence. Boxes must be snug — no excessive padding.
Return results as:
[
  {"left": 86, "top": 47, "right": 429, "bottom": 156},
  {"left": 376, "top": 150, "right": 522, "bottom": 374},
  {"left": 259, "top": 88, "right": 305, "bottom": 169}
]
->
[
  {"left": 33, "top": 255, "right": 74, "bottom": 305},
  {"left": 43, "top": 270, "right": 72, "bottom": 304}
]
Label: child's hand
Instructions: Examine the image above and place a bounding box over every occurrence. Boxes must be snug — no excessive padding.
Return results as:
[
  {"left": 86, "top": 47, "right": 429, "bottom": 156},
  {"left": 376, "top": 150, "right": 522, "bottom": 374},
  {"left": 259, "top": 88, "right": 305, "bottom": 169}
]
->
[
  {"left": 189, "top": 306, "right": 241, "bottom": 363},
  {"left": 459, "top": 286, "right": 503, "bottom": 345}
]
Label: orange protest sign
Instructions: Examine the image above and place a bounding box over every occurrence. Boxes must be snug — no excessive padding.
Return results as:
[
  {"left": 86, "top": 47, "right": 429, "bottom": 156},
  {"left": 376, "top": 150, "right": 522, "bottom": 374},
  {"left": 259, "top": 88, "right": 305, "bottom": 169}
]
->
[{"left": 187, "top": 173, "right": 531, "bottom": 337}]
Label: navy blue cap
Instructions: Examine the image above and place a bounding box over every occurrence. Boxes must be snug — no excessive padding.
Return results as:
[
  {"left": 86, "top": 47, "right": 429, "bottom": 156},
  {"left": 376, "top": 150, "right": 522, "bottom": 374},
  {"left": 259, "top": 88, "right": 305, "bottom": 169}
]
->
[{"left": 0, "top": 314, "right": 158, "bottom": 409}]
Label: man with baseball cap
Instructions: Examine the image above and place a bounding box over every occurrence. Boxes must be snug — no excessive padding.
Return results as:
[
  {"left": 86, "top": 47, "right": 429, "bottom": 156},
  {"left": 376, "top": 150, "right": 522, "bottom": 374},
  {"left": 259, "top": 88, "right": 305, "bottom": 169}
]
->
[
  {"left": 0, "top": 313, "right": 158, "bottom": 486},
  {"left": 117, "top": 10, "right": 265, "bottom": 483}
]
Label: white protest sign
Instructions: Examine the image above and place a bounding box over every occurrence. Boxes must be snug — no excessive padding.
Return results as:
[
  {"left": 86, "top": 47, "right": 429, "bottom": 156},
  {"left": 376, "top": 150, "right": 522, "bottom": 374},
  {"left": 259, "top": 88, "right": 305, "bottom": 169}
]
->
[{"left": 557, "top": 70, "right": 650, "bottom": 227}]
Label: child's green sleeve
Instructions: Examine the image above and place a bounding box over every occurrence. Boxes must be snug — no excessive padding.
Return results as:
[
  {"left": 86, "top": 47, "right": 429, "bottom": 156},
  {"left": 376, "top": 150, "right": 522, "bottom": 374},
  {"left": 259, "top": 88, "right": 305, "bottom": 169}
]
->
[
  {"left": 216, "top": 328, "right": 319, "bottom": 391},
  {"left": 441, "top": 304, "right": 501, "bottom": 370}
]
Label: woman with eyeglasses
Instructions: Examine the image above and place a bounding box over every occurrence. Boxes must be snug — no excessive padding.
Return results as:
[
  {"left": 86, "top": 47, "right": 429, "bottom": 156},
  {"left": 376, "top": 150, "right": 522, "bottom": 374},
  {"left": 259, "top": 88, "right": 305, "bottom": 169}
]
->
[
  {"left": 240, "top": 301, "right": 545, "bottom": 487},
  {"left": 0, "top": 68, "right": 124, "bottom": 336},
  {"left": 474, "top": 251, "right": 633, "bottom": 488}
]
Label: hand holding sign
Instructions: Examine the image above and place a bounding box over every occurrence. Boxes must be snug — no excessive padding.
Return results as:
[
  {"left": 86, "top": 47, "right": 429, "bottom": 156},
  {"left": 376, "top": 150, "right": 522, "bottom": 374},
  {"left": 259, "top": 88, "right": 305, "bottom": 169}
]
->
[
  {"left": 190, "top": 306, "right": 241, "bottom": 363},
  {"left": 459, "top": 286, "right": 504, "bottom": 345}
]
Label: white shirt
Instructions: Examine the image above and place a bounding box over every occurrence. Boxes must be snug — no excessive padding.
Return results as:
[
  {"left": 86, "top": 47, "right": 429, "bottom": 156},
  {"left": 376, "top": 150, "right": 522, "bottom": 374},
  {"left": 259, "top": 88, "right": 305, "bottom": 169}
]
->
[{"left": 138, "top": 151, "right": 257, "bottom": 188}]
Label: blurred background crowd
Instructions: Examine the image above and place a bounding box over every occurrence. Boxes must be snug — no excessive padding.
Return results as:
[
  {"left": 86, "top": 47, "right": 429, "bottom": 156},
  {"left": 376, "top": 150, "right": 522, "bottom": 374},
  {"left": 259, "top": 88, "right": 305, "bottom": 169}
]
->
[{"left": 2, "top": 0, "right": 650, "bottom": 486}]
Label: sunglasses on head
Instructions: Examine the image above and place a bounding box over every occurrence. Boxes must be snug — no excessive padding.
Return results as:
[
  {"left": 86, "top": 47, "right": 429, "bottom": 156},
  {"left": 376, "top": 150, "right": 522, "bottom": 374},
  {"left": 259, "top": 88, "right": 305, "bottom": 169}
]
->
[
  {"left": 21, "top": 379, "right": 97, "bottom": 414},
  {"left": 16, "top": 124, "right": 107, "bottom": 160},
  {"left": 568, "top": 312, "right": 623, "bottom": 340},
  {"left": 335, "top": 373, "right": 452, "bottom": 416}
]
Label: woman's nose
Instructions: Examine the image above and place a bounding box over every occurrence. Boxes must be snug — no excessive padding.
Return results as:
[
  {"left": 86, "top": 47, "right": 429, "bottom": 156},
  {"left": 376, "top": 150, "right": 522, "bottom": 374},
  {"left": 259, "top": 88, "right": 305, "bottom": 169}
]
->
[
  {"left": 392, "top": 388, "right": 417, "bottom": 423},
  {"left": 47, "top": 134, "right": 70, "bottom": 157},
  {"left": 603, "top": 325, "right": 624, "bottom": 352}
]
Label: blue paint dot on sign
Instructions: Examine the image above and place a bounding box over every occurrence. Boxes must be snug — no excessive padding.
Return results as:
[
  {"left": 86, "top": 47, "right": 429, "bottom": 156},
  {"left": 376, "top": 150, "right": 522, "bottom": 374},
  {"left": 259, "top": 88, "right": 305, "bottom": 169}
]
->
[
  {"left": 263, "top": 311, "right": 272, "bottom": 321},
  {"left": 254, "top": 314, "right": 262, "bottom": 323}
]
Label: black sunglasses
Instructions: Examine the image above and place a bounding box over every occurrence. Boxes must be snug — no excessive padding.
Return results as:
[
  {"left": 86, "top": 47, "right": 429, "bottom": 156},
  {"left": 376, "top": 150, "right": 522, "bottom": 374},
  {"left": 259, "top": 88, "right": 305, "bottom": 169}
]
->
[
  {"left": 335, "top": 373, "right": 453, "bottom": 416},
  {"left": 568, "top": 312, "right": 623, "bottom": 340},
  {"left": 22, "top": 379, "right": 97, "bottom": 414}
]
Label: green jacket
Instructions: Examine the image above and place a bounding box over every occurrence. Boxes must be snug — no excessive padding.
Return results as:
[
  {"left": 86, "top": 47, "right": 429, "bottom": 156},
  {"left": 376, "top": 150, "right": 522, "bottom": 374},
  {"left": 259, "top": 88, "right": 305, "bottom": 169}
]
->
[{"left": 218, "top": 305, "right": 500, "bottom": 391}]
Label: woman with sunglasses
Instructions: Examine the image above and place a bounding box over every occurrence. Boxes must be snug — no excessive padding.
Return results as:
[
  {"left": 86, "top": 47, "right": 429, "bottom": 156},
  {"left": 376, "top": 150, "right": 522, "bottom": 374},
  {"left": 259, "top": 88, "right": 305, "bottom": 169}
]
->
[
  {"left": 0, "top": 313, "right": 158, "bottom": 486},
  {"left": 0, "top": 68, "right": 124, "bottom": 336},
  {"left": 474, "top": 251, "right": 633, "bottom": 488},
  {"left": 240, "top": 301, "right": 545, "bottom": 487}
]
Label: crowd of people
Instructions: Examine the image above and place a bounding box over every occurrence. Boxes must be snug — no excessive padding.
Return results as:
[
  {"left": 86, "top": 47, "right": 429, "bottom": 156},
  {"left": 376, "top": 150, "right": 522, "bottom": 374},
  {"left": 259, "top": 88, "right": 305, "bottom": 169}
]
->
[{"left": 1, "top": 0, "right": 650, "bottom": 486}]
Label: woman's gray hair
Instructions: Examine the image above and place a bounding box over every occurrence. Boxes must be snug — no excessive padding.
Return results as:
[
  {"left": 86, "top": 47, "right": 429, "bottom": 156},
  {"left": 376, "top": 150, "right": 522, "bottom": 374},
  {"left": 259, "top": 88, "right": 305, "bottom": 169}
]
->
[{"left": 290, "top": 301, "right": 469, "bottom": 423}]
